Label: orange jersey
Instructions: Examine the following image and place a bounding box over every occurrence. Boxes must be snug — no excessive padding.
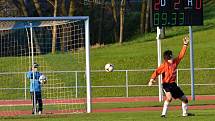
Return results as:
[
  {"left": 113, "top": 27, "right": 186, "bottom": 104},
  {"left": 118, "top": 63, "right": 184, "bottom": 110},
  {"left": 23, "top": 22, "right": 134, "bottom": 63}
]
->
[{"left": 151, "top": 45, "right": 188, "bottom": 83}]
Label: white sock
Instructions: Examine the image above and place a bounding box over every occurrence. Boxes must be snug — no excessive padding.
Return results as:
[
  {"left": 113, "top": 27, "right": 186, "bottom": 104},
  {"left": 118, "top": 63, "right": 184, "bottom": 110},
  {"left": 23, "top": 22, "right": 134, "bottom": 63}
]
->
[
  {"left": 182, "top": 102, "right": 188, "bottom": 115},
  {"left": 162, "top": 100, "right": 169, "bottom": 116}
]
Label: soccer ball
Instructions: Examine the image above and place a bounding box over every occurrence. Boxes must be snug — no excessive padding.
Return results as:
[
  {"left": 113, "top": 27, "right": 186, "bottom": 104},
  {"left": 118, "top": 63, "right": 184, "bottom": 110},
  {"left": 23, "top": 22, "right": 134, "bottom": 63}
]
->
[
  {"left": 105, "top": 63, "right": 114, "bottom": 72},
  {"left": 39, "top": 75, "right": 47, "bottom": 84}
]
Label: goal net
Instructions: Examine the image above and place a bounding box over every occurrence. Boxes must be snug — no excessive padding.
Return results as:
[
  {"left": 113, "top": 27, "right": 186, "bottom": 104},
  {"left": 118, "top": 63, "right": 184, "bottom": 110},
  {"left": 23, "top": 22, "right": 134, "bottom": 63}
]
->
[{"left": 0, "top": 17, "right": 91, "bottom": 116}]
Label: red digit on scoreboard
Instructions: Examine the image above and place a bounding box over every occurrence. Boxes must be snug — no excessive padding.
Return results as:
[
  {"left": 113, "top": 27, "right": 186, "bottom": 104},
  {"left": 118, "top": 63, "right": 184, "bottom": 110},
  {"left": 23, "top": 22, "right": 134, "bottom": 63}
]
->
[
  {"left": 154, "top": 0, "right": 160, "bottom": 10},
  {"left": 174, "top": 0, "right": 180, "bottom": 10},
  {"left": 196, "top": 0, "right": 202, "bottom": 9}
]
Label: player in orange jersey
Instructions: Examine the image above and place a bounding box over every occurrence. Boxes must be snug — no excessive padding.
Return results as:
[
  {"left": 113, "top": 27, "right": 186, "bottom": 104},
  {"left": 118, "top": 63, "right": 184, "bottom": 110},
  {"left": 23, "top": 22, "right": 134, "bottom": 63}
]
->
[{"left": 148, "top": 36, "right": 194, "bottom": 117}]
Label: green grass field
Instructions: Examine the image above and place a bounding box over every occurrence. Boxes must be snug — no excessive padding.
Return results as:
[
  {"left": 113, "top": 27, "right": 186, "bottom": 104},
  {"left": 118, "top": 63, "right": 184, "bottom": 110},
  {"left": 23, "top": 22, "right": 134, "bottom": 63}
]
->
[{"left": 1, "top": 109, "right": 215, "bottom": 121}]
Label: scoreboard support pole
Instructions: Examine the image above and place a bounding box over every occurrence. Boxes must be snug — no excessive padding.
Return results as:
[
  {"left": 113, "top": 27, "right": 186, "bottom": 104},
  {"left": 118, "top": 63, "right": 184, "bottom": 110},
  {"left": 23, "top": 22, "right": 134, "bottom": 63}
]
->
[
  {"left": 157, "top": 27, "right": 163, "bottom": 102},
  {"left": 189, "top": 26, "right": 195, "bottom": 101}
]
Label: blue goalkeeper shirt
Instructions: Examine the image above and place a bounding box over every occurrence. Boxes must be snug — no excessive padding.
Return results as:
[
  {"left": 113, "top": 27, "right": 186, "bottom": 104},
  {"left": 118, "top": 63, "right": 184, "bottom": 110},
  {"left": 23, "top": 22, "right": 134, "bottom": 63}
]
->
[{"left": 27, "top": 71, "right": 42, "bottom": 92}]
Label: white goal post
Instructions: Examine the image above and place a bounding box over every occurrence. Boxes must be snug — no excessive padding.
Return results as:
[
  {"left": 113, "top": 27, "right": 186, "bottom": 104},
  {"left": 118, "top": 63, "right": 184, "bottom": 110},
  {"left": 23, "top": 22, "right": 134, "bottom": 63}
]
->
[{"left": 0, "top": 16, "right": 91, "bottom": 116}]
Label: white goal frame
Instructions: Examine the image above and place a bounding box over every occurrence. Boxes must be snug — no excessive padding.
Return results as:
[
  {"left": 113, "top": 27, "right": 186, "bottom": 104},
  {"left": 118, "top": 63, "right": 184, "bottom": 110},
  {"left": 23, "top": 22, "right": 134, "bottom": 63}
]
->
[{"left": 0, "top": 16, "right": 91, "bottom": 113}]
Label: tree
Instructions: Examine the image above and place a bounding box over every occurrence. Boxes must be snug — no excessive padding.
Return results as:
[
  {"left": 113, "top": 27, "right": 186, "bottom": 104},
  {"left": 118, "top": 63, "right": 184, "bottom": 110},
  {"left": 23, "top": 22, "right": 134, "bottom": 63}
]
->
[
  {"left": 51, "top": 0, "right": 57, "bottom": 54},
  {"left": 160, "top": 27, "right": 165, "bottom": 39},
  {"left": 98, "top": 0, "right": 105, "bottom": 45},
  {"left": 119, "top": 0, "right": 126, "bottom": 43},
  {"left": 33, "top": 0, "right": 42, "bottom": 16},
  {"left": 13, "top": 0, "right": 41, "bottom": 53},
  {"left": 13, "top": 0, "right": 28, "bottom": 16},
  {"left": 140, "top": 0, "right": 146, "bottom": 34},
  {"left": 69, "top": 0, "right": 75, "bottom": 16},
  {"left": 111, "top": 0, "right": 118, "bottom": 42},
  {"left": 145, "top": 0, "right": 150, "bottom": 32},
  {"left": 12, "top": 0, "right": 80, "bottom": 54},
  {"left": 61, "top": 0, "right": 66, "bottom": 16}
]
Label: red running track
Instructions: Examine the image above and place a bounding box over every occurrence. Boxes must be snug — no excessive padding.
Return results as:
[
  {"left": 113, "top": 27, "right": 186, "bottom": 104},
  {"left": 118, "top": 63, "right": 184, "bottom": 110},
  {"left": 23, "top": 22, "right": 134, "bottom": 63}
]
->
[
  {"left": 1, "top": 95, "right": 214, "bottom": 105},
  {"left": 0, "top": 95, "right": 214, "bottom": 116}
]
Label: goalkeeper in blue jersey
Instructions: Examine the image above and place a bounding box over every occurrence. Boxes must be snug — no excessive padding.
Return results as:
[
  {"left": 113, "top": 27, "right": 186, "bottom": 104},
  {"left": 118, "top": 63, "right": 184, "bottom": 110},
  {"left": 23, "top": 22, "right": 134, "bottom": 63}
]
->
[{"left": 27, "top": 63, "right": 43, "bottom": 115}]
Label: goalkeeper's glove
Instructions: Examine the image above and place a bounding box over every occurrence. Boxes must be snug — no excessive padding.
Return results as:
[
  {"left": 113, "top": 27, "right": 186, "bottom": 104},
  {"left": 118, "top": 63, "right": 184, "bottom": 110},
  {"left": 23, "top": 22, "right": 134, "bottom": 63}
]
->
[
  {"left": 183, "top": 36, "right": 190, "bottom": 46},
  {"left": 148, "top": 79, "right": 156, "bottom": 86}
]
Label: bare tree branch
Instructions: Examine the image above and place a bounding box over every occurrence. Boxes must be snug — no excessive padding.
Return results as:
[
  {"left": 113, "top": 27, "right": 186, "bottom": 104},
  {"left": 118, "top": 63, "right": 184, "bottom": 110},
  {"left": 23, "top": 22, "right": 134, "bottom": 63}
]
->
[{"left": 33, "top": 0, "right": 42, "bottom": 16}]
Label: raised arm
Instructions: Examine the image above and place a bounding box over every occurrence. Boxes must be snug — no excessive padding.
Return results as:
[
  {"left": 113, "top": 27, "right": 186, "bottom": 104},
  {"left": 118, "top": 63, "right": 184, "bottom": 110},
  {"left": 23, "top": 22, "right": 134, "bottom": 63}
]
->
[{"left": 174, "top": 36, "right": 189, "bottom": 65}]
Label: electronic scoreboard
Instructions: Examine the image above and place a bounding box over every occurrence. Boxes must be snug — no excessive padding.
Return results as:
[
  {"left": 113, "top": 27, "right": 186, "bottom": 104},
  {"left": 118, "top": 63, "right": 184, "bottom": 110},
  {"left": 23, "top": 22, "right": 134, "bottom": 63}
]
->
[{"left": 152, "top": 0, "right": 203, "bottom": 26}]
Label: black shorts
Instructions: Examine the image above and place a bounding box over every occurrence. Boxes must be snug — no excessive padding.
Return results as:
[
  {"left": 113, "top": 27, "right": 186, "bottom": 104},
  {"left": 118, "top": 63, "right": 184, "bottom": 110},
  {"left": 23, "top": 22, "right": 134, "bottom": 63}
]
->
[{"left": 162, "top": 82, "right": 185, "bottom": 99}]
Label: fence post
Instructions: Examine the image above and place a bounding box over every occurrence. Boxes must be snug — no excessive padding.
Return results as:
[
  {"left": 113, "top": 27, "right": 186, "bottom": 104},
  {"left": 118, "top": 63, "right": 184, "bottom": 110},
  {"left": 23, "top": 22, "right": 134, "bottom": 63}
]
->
[
  {"left": 24, "top": 73, "right": 27, "bottom": 100},
  {"left": 176, "top": 69, "right": 179, "bottom": 86},
  {"left": 125, "top": 70, "right": 129, "bottom": 97},
  {"left": 75, "top": 71, "right": 78, "bottom": 98}
]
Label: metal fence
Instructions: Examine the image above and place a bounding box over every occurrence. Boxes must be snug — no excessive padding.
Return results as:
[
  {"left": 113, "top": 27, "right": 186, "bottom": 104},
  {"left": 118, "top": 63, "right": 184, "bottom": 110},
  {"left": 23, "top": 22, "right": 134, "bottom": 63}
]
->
[
  {"left": 0, "top": 68, "right": 215, "bottom": 99},
  {"left": 90, "top": 68, "right": 215, "bottom": 97}
]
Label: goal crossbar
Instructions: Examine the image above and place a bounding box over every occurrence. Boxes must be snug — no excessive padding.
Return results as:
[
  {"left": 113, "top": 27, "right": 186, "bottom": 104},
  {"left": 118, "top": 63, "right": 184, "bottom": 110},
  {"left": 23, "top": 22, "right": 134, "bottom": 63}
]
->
[{"left": 0, "top": 16, "right": 89, "bottom": 30}]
